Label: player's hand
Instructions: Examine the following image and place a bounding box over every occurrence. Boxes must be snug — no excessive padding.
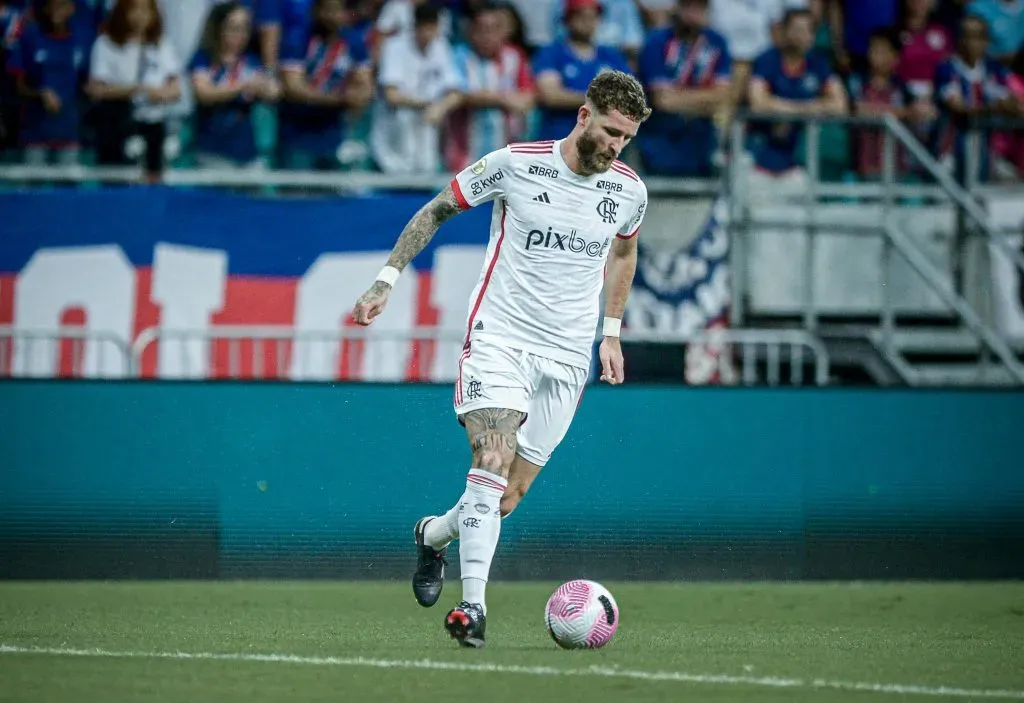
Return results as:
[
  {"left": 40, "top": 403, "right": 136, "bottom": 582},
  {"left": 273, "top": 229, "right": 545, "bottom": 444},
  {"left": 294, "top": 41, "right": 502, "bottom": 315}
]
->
[
  {"left": 352, "top": 280, "right": 391, "bottom": 326},
  {"left": 599, "top": 337, "right": 625, "bottom": 385}
]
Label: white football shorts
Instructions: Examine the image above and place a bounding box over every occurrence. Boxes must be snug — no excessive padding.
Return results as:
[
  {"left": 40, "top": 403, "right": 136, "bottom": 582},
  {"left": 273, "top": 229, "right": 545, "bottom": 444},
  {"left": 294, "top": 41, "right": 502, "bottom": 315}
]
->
[{"left": 453, "top": 338, "right": 588, "bottom": 467}]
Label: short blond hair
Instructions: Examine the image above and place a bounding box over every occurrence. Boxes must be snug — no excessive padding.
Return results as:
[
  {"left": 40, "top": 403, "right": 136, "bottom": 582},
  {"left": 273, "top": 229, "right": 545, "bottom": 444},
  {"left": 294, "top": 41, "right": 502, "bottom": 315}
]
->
[{"left": 585, "top": 70, "right": 652, "bottom": 123}]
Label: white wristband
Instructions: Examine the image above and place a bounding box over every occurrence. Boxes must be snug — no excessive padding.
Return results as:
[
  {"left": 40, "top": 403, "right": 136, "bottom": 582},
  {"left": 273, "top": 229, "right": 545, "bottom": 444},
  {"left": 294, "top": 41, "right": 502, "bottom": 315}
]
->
[
  {"left": 375, "top": 265, "right": 401, "bottom": 287},
  {"left": 603, "top": 317, "right": 622, "bottom": 337}
]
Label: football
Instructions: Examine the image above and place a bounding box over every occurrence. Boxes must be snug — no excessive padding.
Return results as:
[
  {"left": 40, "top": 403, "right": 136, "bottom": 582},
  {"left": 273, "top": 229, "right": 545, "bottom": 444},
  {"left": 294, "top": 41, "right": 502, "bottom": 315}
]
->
[{"left": 544, "top": 579, "right": 619, "bottom": 649}]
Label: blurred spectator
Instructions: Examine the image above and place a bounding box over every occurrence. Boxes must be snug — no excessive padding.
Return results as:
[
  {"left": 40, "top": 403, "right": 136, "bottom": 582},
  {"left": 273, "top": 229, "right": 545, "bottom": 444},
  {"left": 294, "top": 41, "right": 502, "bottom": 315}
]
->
[
  {"left": 895, "top": 0, "right": 950, "bottom": 147},
  {"left": 829, "top": 0, "right": 898, "bottom": 74},
  {"left": 190, "top": 1, "right": 279, "bottom": 169},
  {"left": 0, "top": 0, "right": 25, "bottom": 153},
  {"left": 932, "top": 0, "right": 969, "bottom": 32},
  {"left": 848, "top": 29, "right": 918, "bottom": 179},
  {"left": 443, "top": 1, "right": 533, "bottom": 172},
  {"left": 638, "top": 0, "right": 675, "bottom": 29},
  {"left": 808, "top": 0, "right": 835, "bottom": 59},
  {"left": 86, "top": 0, "right": 181, "bottom": 180},
  {"left": 934, "top": 13, "right": 1022, "bottom": 181},
  {"left": 171, "top": 1, "right": 284, "bottom": 70},
  {"left": 710, "top": 0, "right": 807, "bottom": 114},
  {"left": 505, "top": 0, "right": 557, "bottom": 53},
  {"left": 639, "top": 0, "right": 732, "bottom": 177},
  {"left": 548, "top": 0, "right": 645, "bottom": 66},
  {"left": 246, "top": 0, "right": 284, "bottom": 70},
  {"left": 156, "top": 0, "right": 213, "bottom": 80},
  {"left": 533, "top": 0, "right": 629, "bottom": 142},
  {"left": 10, "top": 0, "right": 92, "bottom": 165},
  {"left": 495, "top": 0, "right": 527, "bottom": 54},
  {"left": 966, "top": 0, "right": 1024, "bottom": 65},
  {"left": 377, "top": 0, "right": 452, "bottom": 41},
  {"left": 72, "top": 0, "right": 108, "bottom": 45},
  {"left": 746, "top": 8, "right": 846, "bottom": 199},
  {"left": 370, "top": 3, "right": 460, "bottom": 173},
  {"left": 897, "top": 0, "right": 953, "bottom": 100},
  {"left": 278, "top": 0, "right": 373, "bottom": 170},
  {"left": 278, "top": 0, "right": 313, "bottom": 38},
  {"left": 347, "top": 0, "right": 381, "bottom": 52},
  {"left": 710, "top": 0, "right": 806, "bottom": 64},
  {"left": 992, "top": 45, "right": 1024, "bottom": 175}
]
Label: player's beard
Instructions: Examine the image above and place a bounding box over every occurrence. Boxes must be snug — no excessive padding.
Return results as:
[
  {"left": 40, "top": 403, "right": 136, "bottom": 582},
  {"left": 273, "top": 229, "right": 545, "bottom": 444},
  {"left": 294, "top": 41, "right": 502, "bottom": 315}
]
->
[{"left": 576, "top": 126, "right": 616, "bottom": 175}]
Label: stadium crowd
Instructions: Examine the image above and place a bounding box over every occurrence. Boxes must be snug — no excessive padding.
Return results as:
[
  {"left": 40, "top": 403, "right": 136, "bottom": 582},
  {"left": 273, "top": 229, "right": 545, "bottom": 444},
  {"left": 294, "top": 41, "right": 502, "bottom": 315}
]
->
[{"left": 0, "top": 0, "right": 1021, "bottom": 184}]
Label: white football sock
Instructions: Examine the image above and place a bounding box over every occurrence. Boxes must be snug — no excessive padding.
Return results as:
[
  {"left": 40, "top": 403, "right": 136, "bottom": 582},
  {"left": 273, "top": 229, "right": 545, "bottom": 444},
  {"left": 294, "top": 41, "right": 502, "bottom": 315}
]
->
[
  {"left": 458, "top": 469, "right": 506, "bottom": 614},
  {"left": 463, "top": 577, "right": 486, "bottom": 612},
  {"left": 423, "top": 500, "right": 463, "bottom": 551}
]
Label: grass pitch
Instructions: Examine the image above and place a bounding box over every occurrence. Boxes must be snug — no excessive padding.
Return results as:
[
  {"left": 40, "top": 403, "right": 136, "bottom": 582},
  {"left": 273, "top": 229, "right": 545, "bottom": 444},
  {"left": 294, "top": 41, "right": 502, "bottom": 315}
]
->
[{"left": 1, "top": 581, "right": 1022, "bottom": 702}]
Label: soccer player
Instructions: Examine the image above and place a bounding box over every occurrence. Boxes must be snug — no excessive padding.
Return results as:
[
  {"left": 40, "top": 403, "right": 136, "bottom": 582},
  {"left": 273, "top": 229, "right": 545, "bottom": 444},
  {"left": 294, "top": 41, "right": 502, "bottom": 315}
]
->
[{"left": 351, "top": 69, "right": 650, "bottom": 648}]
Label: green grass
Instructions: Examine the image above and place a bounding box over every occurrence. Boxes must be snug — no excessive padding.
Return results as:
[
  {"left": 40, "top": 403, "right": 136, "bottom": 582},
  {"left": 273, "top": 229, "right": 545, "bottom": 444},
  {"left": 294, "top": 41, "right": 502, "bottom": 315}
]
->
[{"left": 1, "top": 581, "right": 1022, "bottom": 702}]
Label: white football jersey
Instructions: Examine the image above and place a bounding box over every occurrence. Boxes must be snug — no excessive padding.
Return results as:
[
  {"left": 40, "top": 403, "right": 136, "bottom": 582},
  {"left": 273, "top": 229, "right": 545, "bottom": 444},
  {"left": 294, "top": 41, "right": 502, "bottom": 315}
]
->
[{"left": 450, "top": 139, "right": 648, "bottom": 369}]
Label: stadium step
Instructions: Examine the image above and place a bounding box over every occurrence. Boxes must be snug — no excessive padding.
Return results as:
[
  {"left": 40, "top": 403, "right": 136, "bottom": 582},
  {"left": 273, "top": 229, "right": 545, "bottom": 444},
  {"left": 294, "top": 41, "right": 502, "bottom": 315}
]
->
[
  {"left": 867, "top": 328, "right": 1024, "bottom": 386},
  {"left": 910, "top": 363, "right": 1019, "bottom": 387},
  {"left": 874, "top": 328, "right": 1024, "bottom": 356}
]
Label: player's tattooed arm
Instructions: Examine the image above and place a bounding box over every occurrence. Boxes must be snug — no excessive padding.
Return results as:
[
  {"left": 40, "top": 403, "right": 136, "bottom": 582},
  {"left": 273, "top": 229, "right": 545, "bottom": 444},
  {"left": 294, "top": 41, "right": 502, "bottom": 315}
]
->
[
  {"left": 352, "top": 185, "right": 463, "bottom": 324},
  {"left": 385, "top": 184, "right": 463, "bottom": 273},
  {"left": 462, "top": 408, "right": 524, "bottom": 478},
  {"left": 604, "top": 234, "right": 638, "bottom": 319}
]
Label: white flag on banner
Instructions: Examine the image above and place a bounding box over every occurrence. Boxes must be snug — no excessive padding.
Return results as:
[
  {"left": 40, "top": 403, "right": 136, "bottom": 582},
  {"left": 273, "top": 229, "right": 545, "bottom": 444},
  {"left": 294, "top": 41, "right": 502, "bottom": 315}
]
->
[{"left": 625, "top": 195, "right": 737, "bottom": 385}]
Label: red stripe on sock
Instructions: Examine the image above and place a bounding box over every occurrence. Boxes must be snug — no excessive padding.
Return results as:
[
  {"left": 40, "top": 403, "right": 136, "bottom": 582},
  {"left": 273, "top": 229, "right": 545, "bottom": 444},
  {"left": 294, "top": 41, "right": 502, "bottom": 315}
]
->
[{"left": 467, "top": 473, "right": 507, "bottom": 492}]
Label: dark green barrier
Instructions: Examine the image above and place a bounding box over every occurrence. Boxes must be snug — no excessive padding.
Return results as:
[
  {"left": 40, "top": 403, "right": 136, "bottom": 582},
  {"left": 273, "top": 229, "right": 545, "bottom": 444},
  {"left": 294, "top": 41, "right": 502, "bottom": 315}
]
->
[{"left": 2, "top": 382, "right": 1022, "bottom": 580}]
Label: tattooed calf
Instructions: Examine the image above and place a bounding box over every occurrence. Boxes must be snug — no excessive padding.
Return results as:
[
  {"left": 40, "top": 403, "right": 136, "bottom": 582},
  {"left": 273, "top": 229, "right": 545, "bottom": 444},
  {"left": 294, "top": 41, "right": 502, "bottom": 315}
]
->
[{"left": 462, "top": 408, "right": 524, "bottom": 478}]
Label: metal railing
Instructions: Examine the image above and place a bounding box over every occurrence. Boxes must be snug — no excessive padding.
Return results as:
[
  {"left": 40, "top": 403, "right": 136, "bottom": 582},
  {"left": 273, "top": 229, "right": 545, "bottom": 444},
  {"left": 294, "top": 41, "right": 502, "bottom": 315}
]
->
[
  {"left": 727, "top": 111, "right": 1024, "bottom": 385},
  {"left": 621, "top": 328, "right": 830, "bottom": 386},
  {"left": 3, "top": 111, "right": 1018, "bottom": 385},
  {"left": 879, "top": 115, "right": 1024, "bottom": 384},
  {"left": 0, "top": 163, "right": 721, "bottom": 198},
  {"left": 0, "top": 326, "right": 132, "bottom": 378},
  {"left": 130, "top": 324, "right": 467, "bottom": 381},
  {"left": 129, "top": 325, "right": 829, "bottom": 385}
]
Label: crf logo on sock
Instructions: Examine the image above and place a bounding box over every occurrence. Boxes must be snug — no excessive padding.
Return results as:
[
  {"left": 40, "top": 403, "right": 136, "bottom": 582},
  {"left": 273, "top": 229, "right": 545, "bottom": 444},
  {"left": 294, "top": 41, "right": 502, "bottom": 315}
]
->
[{"left": 463, "top": 517, "right": 481, "bottom": 529}]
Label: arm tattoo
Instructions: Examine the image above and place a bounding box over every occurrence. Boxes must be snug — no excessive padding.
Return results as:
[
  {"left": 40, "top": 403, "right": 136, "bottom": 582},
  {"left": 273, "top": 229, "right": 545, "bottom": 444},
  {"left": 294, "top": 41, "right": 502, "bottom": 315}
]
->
[
  {"left": 462, "top": 407, "right": 524, "bottom": 475},
  {"left": 386, "top": 185, "right": 462, "bottom": 271}
]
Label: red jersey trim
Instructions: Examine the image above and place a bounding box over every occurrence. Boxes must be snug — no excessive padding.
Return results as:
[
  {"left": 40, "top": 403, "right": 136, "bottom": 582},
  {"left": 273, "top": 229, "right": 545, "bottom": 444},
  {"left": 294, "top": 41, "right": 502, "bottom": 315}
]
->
[
  {"left": 610, "top": 160, "right": 639, "bottom": 181},
  {"left": 450, "top": 178, "right": 470, "bottom": 210},
  {"left": 509, "top": 140, "right": 554, "bottom": 153},
  {"left": 464, "top": 202, "right": 507, "bottom": 343}
]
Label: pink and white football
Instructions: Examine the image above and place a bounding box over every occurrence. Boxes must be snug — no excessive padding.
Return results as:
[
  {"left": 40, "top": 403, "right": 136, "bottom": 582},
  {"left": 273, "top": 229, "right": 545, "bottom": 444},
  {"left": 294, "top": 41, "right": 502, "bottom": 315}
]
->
[{"left": 544, "top": 579, "right": 619, "bottom": 649}]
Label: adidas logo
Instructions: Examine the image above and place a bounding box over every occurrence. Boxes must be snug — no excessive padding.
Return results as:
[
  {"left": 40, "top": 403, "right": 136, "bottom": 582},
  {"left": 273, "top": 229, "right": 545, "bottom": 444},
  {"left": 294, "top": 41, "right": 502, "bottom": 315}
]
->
[
  {"left": 532, "top": 192, "right": 551, "bottom": 203},
  {"left": 474, "top": 320, "right": 484, "bottom": 331}
]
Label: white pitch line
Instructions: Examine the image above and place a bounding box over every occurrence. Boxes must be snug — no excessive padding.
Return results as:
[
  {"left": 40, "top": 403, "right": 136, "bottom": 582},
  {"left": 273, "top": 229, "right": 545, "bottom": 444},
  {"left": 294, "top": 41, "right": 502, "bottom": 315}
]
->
[{"left": 2, "top": 644, "right": 1023, "bottom": 700}]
